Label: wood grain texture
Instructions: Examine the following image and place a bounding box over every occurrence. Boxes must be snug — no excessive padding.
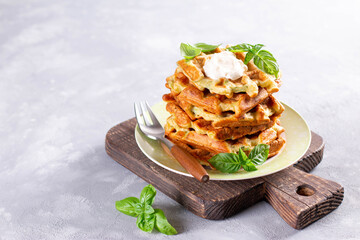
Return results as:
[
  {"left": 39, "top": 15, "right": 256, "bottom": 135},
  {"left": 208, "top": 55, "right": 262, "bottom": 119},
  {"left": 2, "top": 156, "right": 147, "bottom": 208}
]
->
[
  {"left": 105, "top": 118, "right": 344, "bottom": 229},
  {"left": 263, "top": 167, "right": 344, "bottom": 229},
  {"left": 293, "top": 131, "right": 325, "bottom": 173}
]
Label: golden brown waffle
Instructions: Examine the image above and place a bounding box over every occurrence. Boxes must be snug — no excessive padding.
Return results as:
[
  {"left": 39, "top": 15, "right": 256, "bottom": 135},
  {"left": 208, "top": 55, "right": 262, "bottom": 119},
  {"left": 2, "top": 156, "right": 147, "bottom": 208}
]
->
[
  {"left": 165, "top": 121, "right": 286, "bottom": 163},
  {"left": 165, "top": 94, "right": 284, "bottom": 128},
  {"left": 168, "top": 134, "right": 286, "bottom": 166},
  {"left": 165, "top": 68, "right": 270, "bottom": 117},
  {"left": 165, "top": 137, "right": 214, "bottom": 166},
  {"left": 176, "top": 48, "right": 281, "bottom": 98},
  {"left": 164, "top": 101, "right": 278, "bottom": 140},
  {"left": 167, "top": 115, "right": 277, "bottom": 141}
]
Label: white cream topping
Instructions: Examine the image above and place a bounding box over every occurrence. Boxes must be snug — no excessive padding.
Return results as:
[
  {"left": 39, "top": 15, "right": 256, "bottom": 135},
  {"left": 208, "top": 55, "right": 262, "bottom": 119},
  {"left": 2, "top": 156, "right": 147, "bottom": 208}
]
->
[{"left": 203, "top": 51, "right": 247, "bottom": 80}]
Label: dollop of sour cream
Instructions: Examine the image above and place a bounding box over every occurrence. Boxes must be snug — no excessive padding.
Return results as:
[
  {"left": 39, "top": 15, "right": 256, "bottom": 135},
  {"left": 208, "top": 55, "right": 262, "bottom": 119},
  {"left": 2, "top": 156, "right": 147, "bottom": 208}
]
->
[{"left": 203, "top": 51, "right": 247, "bottom": 80}]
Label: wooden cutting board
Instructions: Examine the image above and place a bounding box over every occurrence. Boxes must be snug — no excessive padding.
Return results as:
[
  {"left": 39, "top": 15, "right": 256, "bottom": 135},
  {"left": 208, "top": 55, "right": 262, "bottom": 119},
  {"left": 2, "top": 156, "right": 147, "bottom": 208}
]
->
[{"left": 105, "top": 118, "right": 344, "bottom": 229}]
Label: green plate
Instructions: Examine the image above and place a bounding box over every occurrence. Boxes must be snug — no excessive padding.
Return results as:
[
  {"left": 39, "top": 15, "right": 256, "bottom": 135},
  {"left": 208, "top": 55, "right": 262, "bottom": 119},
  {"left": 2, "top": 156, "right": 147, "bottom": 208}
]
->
[{"left": 135, "top": 101, "right": 311, "bottom": 180}]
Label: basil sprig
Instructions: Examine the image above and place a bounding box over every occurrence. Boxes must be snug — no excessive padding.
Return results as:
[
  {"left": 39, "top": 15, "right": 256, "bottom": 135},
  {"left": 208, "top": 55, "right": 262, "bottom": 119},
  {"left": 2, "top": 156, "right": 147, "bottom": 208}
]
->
[
  {"left": 208, "top": 144, "right": 270, "bottom": 173},
  {"left": 194, "top": 43, "right": 221, "bottom": 52},
  {"left": 116, "top": 184, "right": 177, "bottom": 235},
  {"left": 180, "top": 42, "right": 220, "bottom": 60},
  {"left": 227, "top": 44, "right": 280, "bottom": 78}
]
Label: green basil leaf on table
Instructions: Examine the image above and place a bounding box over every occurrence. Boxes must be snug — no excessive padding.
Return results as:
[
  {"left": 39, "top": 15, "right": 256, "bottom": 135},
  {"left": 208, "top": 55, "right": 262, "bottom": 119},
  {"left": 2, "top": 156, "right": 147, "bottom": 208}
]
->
[
  {"left": 134, "top": 202, "right": 144, "bottom": 215},
  {"left": 136, "top": 212, "right": 156, "bottom": 233},
  {"left": 140, "top": 184, "right": 156, "bottom": 206},
  {"left": 115, "top": 184, "right": 177, "bottom": 235},
  {"left": 154, "top": 209, "right": 178, "bottom": 235},
  {"left": 144, "top": 204, "right": 155, "bottom": 214},
  {"left": 115, "top": 197, "right": 141, "bottom": 217}
]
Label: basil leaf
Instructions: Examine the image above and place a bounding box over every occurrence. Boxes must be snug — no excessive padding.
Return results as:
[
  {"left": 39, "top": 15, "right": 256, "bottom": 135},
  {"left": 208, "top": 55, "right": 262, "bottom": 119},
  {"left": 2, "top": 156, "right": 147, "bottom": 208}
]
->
[
  {"left": 227, "top": 43, "right": 253, "bottom": 52},
  {"left": 242, "top": 160, "right": 258, "bottom": 172},
  {"left": 136, "top": 213, "right": 155, "bottom": 233},
  {"left": 144, "top": 204, "right": 155, "bottom": 214},
  {"left": 238, "top": 147, "right": 248, "bottom": 165},
  {"left": 194, "top": 43, "right": 221, "bottom": 53},
  {"left": 115, "top": 184, "right": 177, "bottom": 235},
  {"left": 253, "top": 50, "right": 279, "bottom": 78},
  {"left": 154, "top": 209, "right": 178, "bottom": 235},
  {"left": 252, "top": 44, "right": 264, "bottom": 54},
  {"left": 208, "top": 153, "right": 241, "bottom": 173},
  {"left": 227, "top": 43, "right": 279, "bottom": 77},
  {"left": 134, "top": 202, "right": 155, "bottom": 215},
  {"left": 115, "top": 197, "right": 141, "bottom": 217},
  {"left": 248, "top": 144, "right": 269, "bottom": 165},
  {"left": 134, "top": 202, "right": 144, "bottom": 215},
  {"left": 140, "top": 184, "right": 156, "bottom": 206},
  {"left": 180, "top": 43, "right": 201, "bottom": 60},
  {"left": 244, "top": 51, "right": 255, "bottom": 64},
  {"left": 243, "top": 44, "right": 263, "bottom": 64}
]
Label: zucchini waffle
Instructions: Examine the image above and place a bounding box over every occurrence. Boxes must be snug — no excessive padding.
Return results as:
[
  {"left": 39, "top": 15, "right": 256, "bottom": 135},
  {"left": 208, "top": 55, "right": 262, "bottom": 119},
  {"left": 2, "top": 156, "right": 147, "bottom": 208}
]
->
[
  {"left": 162, "top": 45, "right": 286, "bottom": 165},
  {"left": 176, "top": 48, "right": 281, "bottom": 98}
]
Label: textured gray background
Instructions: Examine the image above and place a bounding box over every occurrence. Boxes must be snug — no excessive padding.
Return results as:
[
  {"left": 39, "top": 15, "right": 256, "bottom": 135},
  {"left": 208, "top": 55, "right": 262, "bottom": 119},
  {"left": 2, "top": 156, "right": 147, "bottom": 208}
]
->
[{"left": 0, "top": 0, "right": 359, "bottom": 239}]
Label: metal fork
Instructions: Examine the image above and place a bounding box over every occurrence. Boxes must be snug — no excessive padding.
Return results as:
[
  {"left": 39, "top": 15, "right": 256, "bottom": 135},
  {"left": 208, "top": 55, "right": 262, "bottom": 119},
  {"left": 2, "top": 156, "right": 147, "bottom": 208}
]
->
[{"left": 134, "top": 101, "right": 209, "bottom": 182}]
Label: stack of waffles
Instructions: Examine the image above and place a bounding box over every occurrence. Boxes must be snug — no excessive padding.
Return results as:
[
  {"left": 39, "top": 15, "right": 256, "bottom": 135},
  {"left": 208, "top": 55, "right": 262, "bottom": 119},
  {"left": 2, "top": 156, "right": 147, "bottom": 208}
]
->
[{"left": 163, "top": 48, "right": 286, "bottom": 166}]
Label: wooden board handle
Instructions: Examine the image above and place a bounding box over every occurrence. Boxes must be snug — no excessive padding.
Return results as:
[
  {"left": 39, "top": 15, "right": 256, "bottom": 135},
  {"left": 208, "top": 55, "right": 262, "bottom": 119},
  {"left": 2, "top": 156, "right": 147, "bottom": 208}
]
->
[
  {"left": 170, "top": 145, "right": 209, "bottom": 183},
  {"left": 263, "top": 166, "right": 344, "bottom": 229}
]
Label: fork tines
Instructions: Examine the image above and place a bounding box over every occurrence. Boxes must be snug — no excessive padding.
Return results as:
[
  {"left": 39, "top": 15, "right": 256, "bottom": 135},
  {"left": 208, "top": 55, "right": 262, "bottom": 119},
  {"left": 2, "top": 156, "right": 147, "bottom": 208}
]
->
[{"left": 134, "top": 101, "right": 161, "bottom": 128}]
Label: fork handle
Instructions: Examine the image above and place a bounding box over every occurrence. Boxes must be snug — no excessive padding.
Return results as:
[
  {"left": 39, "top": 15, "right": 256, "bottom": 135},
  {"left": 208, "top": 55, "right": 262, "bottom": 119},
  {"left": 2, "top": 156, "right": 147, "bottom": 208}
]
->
[{"left": 170, "top": 145, "right": 209, "bottom": 183}]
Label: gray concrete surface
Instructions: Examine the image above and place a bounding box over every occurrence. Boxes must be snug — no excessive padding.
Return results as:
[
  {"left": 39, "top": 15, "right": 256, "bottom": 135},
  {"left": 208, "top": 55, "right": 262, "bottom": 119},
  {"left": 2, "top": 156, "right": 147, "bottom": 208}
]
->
[{"left": 0, "top": 0, "right": 359, "bottom": 239}]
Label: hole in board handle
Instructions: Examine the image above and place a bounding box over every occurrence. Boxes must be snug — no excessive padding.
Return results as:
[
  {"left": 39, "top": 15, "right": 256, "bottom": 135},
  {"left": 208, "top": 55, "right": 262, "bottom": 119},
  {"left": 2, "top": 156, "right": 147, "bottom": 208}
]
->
[{"left": 296, "top": 184, "right": 316, "bottom": 196}]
